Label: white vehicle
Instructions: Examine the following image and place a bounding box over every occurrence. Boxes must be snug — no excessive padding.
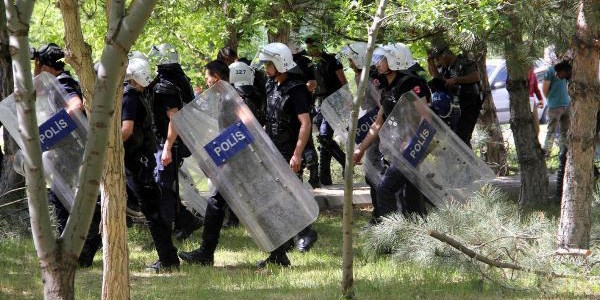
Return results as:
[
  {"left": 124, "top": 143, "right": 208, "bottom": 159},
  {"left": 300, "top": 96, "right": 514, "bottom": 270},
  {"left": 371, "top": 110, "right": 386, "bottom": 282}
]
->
[{"left": 487, "top": 58, "right": 550, "bottom": 124}]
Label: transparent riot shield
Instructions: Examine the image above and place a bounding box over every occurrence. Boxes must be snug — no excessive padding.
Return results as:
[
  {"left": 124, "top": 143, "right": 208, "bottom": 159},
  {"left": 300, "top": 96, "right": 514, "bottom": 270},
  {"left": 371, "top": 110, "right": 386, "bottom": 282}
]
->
[
  {"left": 172, "top": 81, "right": 319, "bottom": 252},
  {"left": 378, "top": 91, "right": 495, "bottom": 207},
  {"left": 0, "top": 72, "right": 89, "bottom": 211},
  {"left": 320, "top": 84, "right": 353, "bottom": 143},
  {"left": 320, "top": 83, "right": 385, "bottom": 186},
  {"left": 178, "top": 159, "right": 209, "bottom": 216}
]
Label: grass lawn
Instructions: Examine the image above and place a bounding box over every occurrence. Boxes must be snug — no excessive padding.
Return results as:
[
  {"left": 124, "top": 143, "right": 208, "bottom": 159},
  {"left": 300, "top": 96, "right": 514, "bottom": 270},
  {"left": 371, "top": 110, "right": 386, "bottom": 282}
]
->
[{"left": 1, "top": 209, "right": 598, "bottom": 299}]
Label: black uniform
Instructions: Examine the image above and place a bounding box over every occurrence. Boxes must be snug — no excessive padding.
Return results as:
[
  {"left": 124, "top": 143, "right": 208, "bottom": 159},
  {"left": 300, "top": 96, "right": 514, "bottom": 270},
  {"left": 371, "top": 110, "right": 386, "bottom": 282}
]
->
[
  {"left": 122, "top": 84, "right": 179, "bottom": 267},
  {"left": 49, "top": 71, "right": 102, "bottom": 267},
  {"left": 151, "top": 64, "right": 201, "bottom": 235},
  {"left": 312, "top": 52, "right": 346, "bottom": 185},
  {"left": 439, "top": 55, "right": 482, "bottom": 147},
  {"left": 264, "top": 77, "right": 314, "bottom": 259},
  {"left": 376, "top": 71, "right": 431, "bottom": 219},
  {"left": 236, "top": 85, "right": 266, "bottom": 125},
  {"left": 291, "top": 52, "right": 320, "bottom": 187},
  {"left": 178, "top": 82, "right": 252, "bottom": 266}
]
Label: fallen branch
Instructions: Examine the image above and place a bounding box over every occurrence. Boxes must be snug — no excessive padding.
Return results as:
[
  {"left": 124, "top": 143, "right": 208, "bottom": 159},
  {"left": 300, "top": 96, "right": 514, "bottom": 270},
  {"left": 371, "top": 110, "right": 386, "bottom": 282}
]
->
[
  {"left": 554, "top": 248, "right": 592, "bottom": 257},
  {"left": 428, "top": 230, "right": 574, "bottom": 279},
  {"left": 0, "top": 197, "right": 27, "bottom": 209}
]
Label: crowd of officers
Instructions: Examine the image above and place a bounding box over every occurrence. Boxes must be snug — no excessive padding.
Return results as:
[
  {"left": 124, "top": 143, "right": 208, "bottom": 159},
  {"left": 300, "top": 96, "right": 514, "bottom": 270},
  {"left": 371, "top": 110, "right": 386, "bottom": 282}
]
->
[{"left": 28, "top": 35, "right": 483, "bottom": 272}]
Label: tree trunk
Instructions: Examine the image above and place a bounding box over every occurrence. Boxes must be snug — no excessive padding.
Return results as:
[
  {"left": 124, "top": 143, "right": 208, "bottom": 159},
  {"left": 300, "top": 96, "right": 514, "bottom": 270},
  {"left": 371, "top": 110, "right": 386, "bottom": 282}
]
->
[
  {"left": 58, "top": 0, "right": 131, "bottom": 297},
  {"left": 267, "top": 26, "right": 290, "bottom": 44},
  {"left": 266, "top": 2, "right": 291, "bottom": 44},
  {"left": 41, "top": 249, "right": 78, "bottom": 300},
  {"left": 0, "top": 0, "right": 24, "bottom": 195},
  {"left": 557, "top": 0, "right": 599, "bottom": 249},
  {"left": 100, "top": 80, "right": 130, "bottom": 300},
  {"left": 57, "top": 0, "right": 96, "bottom": 105},
  {"left": 503, "top": 4, "right": 549, "bottom": 210},
  {"left": 4, "top": 1, "right": 67, "bottom": 298},
  {"left": 475, "top": 47, "right": 508, "bottom": 175},
  {"left": 222, "top": 0, "right": 239, "bottom": 51},
  {"left": 0, "top": 1, "right": 12, "bottom": 99},
  {"left": 5, "top": 0, "right": 156, "bottom": 298},
  {"left": 341, "top": 1, "right": 387, "bottom": 298}
]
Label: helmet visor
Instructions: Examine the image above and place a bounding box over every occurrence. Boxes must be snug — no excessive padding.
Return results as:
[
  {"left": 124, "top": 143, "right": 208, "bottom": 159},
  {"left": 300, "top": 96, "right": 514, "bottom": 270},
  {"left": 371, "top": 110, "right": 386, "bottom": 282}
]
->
[{"left": 372, "top": 54, "right": 386, "bottom": 66}]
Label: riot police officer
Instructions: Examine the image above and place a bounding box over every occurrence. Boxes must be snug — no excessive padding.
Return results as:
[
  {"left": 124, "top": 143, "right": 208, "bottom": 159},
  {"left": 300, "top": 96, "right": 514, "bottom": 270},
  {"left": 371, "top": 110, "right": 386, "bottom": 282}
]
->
[
  {"left": 288, "top": 40, "right": 320, "bottom": 188},
  {"left": 148, "top": 44, "right": 201, "bottom": 240},
  {"left": 305, "top": 35, "right": 348, "bottom": 186},
  {"left": 122, "top": 57, "right": 180, "bottom": 272},
  {"left": 260, "top": 43, "right": 315, "bottom": 265},
  {"left": 427, "top": 43, "right": 482, "bottom": 148},
  {"left": 217, "top": 46, "right": 268, "bottom": 97},
  {"left": 353, "top": 44, "right": 431, "bottom": 220},
  {"left": 178, "top": 60, "right": 232, "bottom": 267},
  {"left": 31, "top": 43, "right": 101, "bottom": 267},
  {"left": 229, "top": 61, "right": 266, "bottom": 124}
]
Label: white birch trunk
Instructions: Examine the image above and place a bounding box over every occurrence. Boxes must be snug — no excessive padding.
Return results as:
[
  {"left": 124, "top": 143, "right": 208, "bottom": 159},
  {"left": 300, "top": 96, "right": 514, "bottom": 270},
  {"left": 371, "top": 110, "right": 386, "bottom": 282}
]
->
[{"left": 341, "top": 0, "right": 388, "bottom": 298}]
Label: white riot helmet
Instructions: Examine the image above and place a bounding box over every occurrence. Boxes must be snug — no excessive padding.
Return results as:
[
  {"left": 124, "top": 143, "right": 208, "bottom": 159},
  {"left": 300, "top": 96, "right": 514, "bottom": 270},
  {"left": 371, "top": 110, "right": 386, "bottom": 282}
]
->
[
  {"left": 126, "top": 58, "right": 153, "bottom": 87},
  {"left": 128, "top": 51, "right": 147, "bottom": 61},
  {"left": 149, "top": 43, "right": 179, "bottom": 65},
  {"left": 258, "top": 43, "right": 297, "bottom": 73},
  {"left": 372, "top": 43, "right": 416, "bottom": 71},
  {"left": 229, "top": 61, "right": 255, "bottom": 87},
  {"left": 340, "top": 42, "right": 368, "bottom": 69},
  {"left": 287, "top": 40, "right": 304, "bottom": 55}
]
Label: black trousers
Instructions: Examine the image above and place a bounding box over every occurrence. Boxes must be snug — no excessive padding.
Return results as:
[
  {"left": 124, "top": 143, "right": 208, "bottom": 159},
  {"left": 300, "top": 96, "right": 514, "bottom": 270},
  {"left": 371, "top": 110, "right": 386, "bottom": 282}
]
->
[
  {"left": 455, "top": 104, "right": 481, "bottom": 148},
  {"left": 365, "top": 175, "right": 379, "bottom": 221},
  {"left": 49, "top": 191, "right": 102, "bottom": 265},
  {"left": 153, "top": 146, "right": 200, "bottom": 232},
  {"left": 376, "top": 165, "right": 427, "bottom": 220},
  {"left": 126, "top": 155, "right": 178, "bottom": 264},
  {"left": 315, "top": 112, "right": 345, "bottom": 183},
  {"left": 199, "top": 152, "right": 299, "bottom": 257}
]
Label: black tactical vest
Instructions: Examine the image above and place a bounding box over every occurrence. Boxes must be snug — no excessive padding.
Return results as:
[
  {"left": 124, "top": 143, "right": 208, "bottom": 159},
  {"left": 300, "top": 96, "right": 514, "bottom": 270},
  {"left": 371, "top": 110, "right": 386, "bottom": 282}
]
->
[
  {"left": 152, "top": 79, "right": 181, "bottom": 140},
  {"left": 56, "top": 72, "right": 83, "bottom": 99},
  {"left": 381, "top": 71, "right": 428, "bottom": 118},
  {"left": 123, "top": 85, "right": 157, "bottom": 159},
  {"left": 265, "top": 79, "right": 305, "bottom": 150},
  {"left": 236, "top": 85, "right": 266, "bottom": 125}
]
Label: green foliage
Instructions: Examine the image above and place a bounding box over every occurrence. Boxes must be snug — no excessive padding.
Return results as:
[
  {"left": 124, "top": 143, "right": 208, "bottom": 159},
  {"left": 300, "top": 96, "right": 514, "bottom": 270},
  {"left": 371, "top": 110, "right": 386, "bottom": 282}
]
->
[{"left": 363, "top": 185, "right": 600, "bottom": 290}]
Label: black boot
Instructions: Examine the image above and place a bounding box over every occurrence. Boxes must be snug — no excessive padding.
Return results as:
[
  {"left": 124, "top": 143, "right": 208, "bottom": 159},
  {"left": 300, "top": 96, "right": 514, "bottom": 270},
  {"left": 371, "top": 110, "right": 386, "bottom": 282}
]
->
[
  {"left": 319, "top": 148, "right": 333, "bottom": 186},
  {"left": 222, "top": 208, "right": 240, "bottom": 229},
  {"left": 303, "top": 144, "right": 320, "bottom": 188},
  {"left": 256, "top": 251, "right": 290, "bottom": 268},
  {"left": 178, "top": 247, "right": 214, "bottom": 266},
  {"left": 295, "top": 227, "right": 318, "bottom": 253},
  {"left": 146, "top": 260, "right": 180, "bottom": 273},
  {"left": 174, "top": 209, "right": 203, "bottom": 241},
  {"left": 308, "top": 165, "right": 321, "bottom": 188}
]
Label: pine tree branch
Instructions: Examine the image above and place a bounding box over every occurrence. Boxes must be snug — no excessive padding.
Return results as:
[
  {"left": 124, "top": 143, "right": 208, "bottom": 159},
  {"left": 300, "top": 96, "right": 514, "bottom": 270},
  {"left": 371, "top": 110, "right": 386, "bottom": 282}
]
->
[{"left": 428, "top": 230, "right": 575, "bottom": 279}]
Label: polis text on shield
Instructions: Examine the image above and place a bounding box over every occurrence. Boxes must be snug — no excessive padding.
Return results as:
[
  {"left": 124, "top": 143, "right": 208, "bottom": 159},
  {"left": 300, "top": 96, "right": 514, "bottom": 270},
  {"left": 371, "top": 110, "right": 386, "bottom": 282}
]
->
[
  {"left": 38, "top": 109, "right": 78, "bottom": 151},
  {"left": 204, "top": 121, "right": 255, "bottom": 166},
  {"left": 402, "top": 119, "right": 436, "bottom": 167}
]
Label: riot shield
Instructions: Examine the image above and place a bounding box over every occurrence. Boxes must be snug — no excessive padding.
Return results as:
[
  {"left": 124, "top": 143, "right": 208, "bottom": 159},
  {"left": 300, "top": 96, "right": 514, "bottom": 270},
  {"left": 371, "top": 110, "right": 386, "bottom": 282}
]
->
[
  {"left": 178, "top": 159, "right": 209, "bottom": 216},
  {"left": 320, "top": 84, "right": 353, "bottom": 143},
  {"left": 172, "top": 81, "right": 319, "bottom": 252},
  {"left": 320, "top": 83, "right": 384, "bottom": 186},
  {"left": 0, "top": 72, "right": 88, "bottom": 211},
  {"left": 378, "top": 91, "right": 495, "bottom": 207}
]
